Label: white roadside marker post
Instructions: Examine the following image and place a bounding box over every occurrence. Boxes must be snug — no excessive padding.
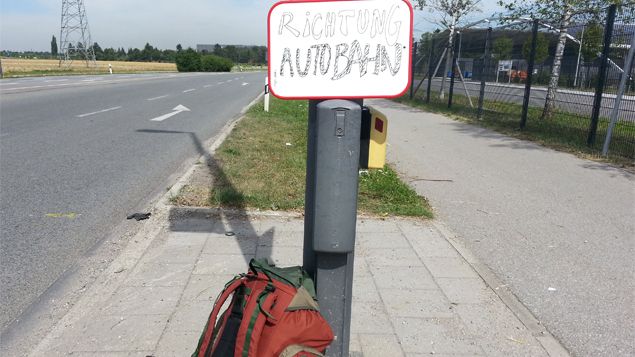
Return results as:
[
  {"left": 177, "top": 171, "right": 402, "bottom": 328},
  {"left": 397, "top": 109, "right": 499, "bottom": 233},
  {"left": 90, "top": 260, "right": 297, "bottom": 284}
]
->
[{"left": 264, "top": 77, "right": 270, "bottom": 112}]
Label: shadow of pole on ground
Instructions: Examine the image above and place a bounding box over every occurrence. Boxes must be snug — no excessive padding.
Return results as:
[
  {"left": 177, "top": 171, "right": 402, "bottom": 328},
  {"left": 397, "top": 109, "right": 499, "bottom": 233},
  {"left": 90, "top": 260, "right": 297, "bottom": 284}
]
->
[{"left": 136, "top": 129, "right": 275, "bottom": 265}]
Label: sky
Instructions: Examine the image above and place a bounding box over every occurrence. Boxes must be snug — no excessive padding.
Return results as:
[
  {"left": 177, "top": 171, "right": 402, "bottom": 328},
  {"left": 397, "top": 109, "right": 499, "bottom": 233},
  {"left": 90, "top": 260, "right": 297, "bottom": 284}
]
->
[{"left": 0, "top": 0, "right": 504, "bottom": 52}]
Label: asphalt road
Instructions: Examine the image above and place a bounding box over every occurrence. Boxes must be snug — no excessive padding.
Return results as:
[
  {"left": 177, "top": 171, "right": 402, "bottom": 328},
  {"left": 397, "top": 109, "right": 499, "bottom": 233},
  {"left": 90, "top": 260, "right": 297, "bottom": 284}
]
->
[
  {"left": 0, "top": 72, "right": 264, "bottom": 332},
  {"left": 376, "top": 99, "right": 635, "bottom": 357},
  {"left": 417, "top": 78, "right": 635, "bottom": 120}
]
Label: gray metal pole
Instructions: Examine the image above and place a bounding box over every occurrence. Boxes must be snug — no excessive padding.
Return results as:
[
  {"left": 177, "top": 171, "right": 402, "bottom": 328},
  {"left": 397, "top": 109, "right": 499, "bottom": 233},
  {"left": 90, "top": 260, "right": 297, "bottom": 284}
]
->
[
  {"left": 303, "top": 100, "right": 323, "bottom": 278},
  {"left": 574, "top": 26, "right": 585, "bottom": 88},
  {"left": 306, "top": 100, "right": 362, "bottom": 357},
  {"left": 426, "top": 36, "right": 436, "bottom": 103},
  {"left": 602, "top": 33, "right": 635, "bottom": 156},
  {"left": 410, "top": 38, "right": 418, "bottom": 99},
  {"left": 448, "top": 34, "right": 459, "bottom": 108},
  {"left": 477, "top": 28, "right": 492, "bottom": 119},
  {"left": 521, "top": 20, "right": 539, "bottom": 129},
  {"left": 455, "top": 62, "right": 474, "bottom": 108}
]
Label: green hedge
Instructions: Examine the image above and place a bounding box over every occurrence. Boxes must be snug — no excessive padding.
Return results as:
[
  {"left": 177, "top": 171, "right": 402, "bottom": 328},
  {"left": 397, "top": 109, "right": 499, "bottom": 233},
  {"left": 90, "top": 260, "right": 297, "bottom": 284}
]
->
[
  {"left": 175, "top": 48, "right": 234, "bottom": 72},
  {"left": 175, "top": 48, "right": 201, "bottom": 72},
  {"left": 201, "top": 55, "right": 233, "bottom": 72}
]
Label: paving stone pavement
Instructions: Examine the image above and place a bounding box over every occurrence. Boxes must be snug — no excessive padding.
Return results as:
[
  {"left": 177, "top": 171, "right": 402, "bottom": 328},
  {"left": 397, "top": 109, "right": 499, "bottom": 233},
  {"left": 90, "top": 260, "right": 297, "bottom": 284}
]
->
[{"left": 29, "top": 210, "right": 563, "bottom": 357}]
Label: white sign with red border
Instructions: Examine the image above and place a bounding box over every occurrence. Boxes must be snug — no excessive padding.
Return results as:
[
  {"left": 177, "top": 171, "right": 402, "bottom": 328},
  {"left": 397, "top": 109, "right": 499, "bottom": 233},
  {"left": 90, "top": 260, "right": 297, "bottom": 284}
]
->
[{"left": 268, "top": 0, "right": 413, "bottom": 99}]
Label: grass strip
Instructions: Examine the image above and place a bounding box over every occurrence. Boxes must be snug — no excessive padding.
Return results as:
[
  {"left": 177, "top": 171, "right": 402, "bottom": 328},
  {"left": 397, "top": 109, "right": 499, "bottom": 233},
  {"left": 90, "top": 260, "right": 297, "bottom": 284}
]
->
[{"left": 178, "top": 97, "right": 432, "bottom": 218}]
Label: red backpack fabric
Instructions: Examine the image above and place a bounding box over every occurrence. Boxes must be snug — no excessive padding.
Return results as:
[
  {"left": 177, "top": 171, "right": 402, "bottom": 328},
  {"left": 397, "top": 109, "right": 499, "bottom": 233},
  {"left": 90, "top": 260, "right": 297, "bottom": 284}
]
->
[{"left": 193, "top": 259, "right": 334, "bottom": 357}]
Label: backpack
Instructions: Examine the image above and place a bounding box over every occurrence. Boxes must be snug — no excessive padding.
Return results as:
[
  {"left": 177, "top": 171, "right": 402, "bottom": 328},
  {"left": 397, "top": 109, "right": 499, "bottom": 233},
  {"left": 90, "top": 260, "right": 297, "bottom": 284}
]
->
[{"left": 193, "top": 259, "right": 334, "bottom": 357}]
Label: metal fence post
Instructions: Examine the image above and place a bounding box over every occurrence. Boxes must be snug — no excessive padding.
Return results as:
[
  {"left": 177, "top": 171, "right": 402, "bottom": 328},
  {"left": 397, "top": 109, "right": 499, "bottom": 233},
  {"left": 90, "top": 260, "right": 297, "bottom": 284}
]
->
[
  {"left": 588, "top": 4, "right": 616, "bottom": 146},
  {"left": 602, "top": 29, "right": 635, "bottom": 156},
  {"left": 410, "top": 38, "right": 417, "bottom": 100},
  {"left": 448, "top": 33, "right": 459, "bottom": 108},
  {"left": 477, "top": 28, "right": 492, "bottom": 119},
  {"left": 521, "top": 20, "right": 539, "bottom": 129},
  {"left": 426, "top": 36, "right": 435, "bottom": 103}
]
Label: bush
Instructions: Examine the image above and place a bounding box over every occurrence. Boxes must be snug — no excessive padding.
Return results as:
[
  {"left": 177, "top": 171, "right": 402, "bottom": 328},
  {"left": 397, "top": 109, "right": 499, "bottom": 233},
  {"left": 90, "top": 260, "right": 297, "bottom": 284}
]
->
[
  {"left": 175, "top": 48, "right": 201, "bottom": 72},
  {"left": 201, "top": 55, "right": 234, "bottom": 72}
]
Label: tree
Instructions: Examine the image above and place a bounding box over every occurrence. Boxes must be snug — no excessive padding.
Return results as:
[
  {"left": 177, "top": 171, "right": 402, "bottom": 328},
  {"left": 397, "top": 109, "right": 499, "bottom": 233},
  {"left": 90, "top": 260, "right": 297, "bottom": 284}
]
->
[
  {"left": 224, "top": 45, "right": 238, "bottom": 62},
  {"left": 162, "top": 49, "right": 177, "bottom": 62},
  {"left": 142, "top": 43, "right": 155, "bottom": 61},
  {"left": 493, "top": 37, "right": 513, "bottom": 60},
  {"left": 117, "top": 47, "right": 127, "bottom": 61},
  {"left": 415, "top": 0, "right": 482, "bottom": 99},
  {"left": 92, "top": 42, "right": 104, "bottom": 60},
  {"left": 176, "top": 44, "right": 183, "bottom": 52},
  {"left": 213, "top": 44, "right": 223, "bottom": 57},
  {"left": 581, "top": 23, "right": 603, "bottom": 62},
  {"left": 175, "top": 48, "right": 201, "bottom": 72},
  {"left": 522, "top": 33, "right": 549, "bottom": 64},
  {"left": 498, "top": 0, "right": 633, "bottom": 118},
  {"left": 51, "top": 35, "right": 58, "bottom": 58}
]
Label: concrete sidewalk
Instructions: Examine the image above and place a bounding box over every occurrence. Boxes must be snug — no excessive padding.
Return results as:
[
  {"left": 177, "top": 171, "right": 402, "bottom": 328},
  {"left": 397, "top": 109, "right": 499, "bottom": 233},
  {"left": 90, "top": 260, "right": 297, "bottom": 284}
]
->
[
  {"left": 28, "top": 204, "right": 564, "bottom": 356},
  {"left": 369, "top": 99, "right": 635, "bottom": 357}
]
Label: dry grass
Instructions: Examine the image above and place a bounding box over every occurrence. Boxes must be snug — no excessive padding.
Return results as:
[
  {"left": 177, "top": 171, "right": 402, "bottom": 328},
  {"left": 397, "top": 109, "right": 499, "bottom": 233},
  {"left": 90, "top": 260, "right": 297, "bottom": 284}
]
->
[{"left": 1, "top": 58, "right": 176, "bottom": 76}]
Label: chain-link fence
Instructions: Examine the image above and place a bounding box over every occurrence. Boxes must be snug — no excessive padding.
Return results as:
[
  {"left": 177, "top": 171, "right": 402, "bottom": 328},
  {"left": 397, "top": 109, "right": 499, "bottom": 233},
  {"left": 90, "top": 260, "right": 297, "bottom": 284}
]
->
[{"left": 409, "top": 4, "right": 635, "bottom": 160}]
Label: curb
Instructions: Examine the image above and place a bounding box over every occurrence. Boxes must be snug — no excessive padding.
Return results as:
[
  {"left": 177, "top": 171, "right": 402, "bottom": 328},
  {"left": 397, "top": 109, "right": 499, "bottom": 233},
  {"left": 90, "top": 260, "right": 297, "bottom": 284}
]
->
[
  {"left": 163, "top": 91, "right": 264, "bottom": 207},
  {"left": 26, "top": 92, "right": 265, "bottom": 357}
]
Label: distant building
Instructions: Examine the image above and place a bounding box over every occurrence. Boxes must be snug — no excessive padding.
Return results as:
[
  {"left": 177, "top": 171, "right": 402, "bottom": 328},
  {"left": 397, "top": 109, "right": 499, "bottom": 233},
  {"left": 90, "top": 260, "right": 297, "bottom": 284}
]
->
[{"left": 196, "top": 44, "right": 216, "bottom": 53}]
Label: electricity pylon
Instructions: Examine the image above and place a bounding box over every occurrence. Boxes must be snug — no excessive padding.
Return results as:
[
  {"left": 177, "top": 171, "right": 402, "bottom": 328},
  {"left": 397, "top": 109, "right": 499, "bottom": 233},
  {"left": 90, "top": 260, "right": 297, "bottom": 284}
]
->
[{"left": 59, "top": 0, "right": 96, "bottom": 67}]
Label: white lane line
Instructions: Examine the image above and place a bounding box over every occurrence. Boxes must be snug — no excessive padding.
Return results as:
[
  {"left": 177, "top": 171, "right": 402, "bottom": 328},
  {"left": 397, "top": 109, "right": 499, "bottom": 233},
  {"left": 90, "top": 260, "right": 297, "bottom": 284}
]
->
[
  {"left": 147, "top": 95, "right": 169, "bottom": 101},
  {"left": 44, "top": 79, "right": 69, "bottom": 83},
  {"left": 203, "top": 84, "right": 214, "bottom": 88},
  {"left": 76, "top": 106, "right": 122, "bottom": 118},
  {"left": 0, "top": 82, "right": 19, "bottom": 85},
  {"left": 183, "top": 88, "right": 196, "bottom": 93},
  {"left": 234, "top": 77, "right": 239, "bottom": 80},
  {"left": 242, "top": 82, "right": 249, "bottom": 86},
  {"left": 217, "top": 81, "right": 225, "bottom": 84}
]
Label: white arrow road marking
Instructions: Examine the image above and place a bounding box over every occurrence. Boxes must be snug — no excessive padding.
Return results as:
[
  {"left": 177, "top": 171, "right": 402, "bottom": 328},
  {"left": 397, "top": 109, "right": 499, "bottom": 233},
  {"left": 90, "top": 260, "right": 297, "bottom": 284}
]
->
[
  {"left": 76, "top": 106, "right": 122, "bottom": 118},
  {"left": 242, "top": 82, "right": 249, "bottom": 86},
  {"left": 150, "top": 104, "right": 191, "bottom": 122}
]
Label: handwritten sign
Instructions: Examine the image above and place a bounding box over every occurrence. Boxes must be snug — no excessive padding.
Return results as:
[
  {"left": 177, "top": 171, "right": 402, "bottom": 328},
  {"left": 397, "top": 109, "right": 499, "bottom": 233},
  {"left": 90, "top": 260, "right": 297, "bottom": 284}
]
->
[{"left": 268, "top": 0, "right": 413, "bottom": 99}]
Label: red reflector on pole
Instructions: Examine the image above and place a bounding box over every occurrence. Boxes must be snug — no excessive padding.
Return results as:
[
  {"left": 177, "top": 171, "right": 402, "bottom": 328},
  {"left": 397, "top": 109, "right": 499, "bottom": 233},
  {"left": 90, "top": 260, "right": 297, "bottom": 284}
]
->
[{"left": 375, "top": 118, "right": 384, "bottom": 133}]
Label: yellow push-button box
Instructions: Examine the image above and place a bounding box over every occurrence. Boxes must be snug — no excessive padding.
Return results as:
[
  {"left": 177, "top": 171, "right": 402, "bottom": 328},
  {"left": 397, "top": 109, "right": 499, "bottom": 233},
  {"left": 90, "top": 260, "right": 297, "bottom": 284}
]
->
[{"left": 360, "top": 106, "right": 388, "bottom": 169}]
